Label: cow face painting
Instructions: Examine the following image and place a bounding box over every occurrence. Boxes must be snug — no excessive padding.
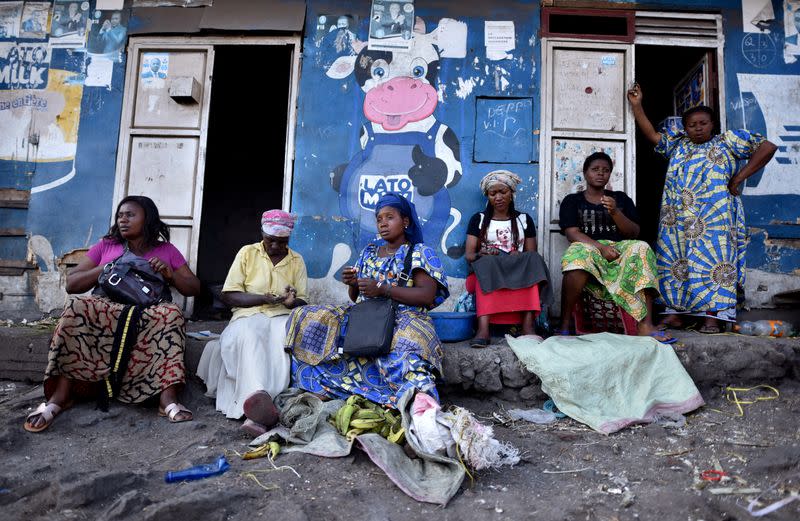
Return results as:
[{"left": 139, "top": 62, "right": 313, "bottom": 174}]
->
[{"left": 325, "top": 18, "right": 468, "bottom": 259}]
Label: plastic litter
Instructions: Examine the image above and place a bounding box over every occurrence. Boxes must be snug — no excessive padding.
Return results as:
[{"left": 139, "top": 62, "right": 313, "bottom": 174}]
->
[
  {"left": 507, "top": 408, "right": 557, "bottom": 424},
  {"left": 542, "top": 399, "right": 566, "bottom": 418},
  {"left": 165, "top": 455, "right": 230, "bottom": 483},
  {"left": 653, "top": 412, "right": 686, "bottom": 429},
  {"left": 734, "top": 320, "right": 793, "bottom": 337}
]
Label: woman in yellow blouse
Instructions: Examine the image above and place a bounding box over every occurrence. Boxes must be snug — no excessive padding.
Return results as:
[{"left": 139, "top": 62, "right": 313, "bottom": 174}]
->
[{"left": 197, "top": 210, "right": 307, "bottom": 435}]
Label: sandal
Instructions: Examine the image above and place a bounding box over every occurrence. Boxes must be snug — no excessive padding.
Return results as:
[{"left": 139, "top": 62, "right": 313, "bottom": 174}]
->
[
  {"left": 159, "top": 402, "right": 193, "bottom": 423},
  {"left": 649, "top": 332, "right": 678, "bottom": 345},
  {"left": 243, "top": 390, "right": 278, "bottom": 428},
  {"left": 698, "top": 324, "right": 721, "bottom": 334},
  {"left": 470, "top": 337, "right": 490, "bottom": 348},
  {"left": 24, "top": 402, "right": 63, "bottom": 433}
]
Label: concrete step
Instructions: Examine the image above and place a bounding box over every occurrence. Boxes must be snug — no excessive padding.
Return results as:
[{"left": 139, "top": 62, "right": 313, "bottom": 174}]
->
[{"left": 2, "top": 322, "right": 798, "bottom": 401}]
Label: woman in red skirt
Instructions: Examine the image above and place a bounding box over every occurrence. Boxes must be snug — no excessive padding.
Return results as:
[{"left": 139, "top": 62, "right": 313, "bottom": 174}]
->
[{"left": 465, "top": 171, "right": 553, "bottom": 347}]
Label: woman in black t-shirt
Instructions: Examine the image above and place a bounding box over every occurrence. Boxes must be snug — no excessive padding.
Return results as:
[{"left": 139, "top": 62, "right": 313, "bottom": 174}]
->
[{"left": 559, "top": 152, "right": 673, "bottom": 343}]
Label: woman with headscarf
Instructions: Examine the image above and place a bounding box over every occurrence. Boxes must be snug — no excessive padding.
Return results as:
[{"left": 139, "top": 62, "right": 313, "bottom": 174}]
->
[
  {"left": 464, "top": 170, "right": 553, "bottom": 347},
  {"left": 284, "top": 193, "right": 449, "bottom": 408},
  {"left": 197, "top": 210, "right": 308, "bottom": 435}
]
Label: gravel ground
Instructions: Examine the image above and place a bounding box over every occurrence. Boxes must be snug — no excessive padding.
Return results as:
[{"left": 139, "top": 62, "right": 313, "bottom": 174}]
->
[{"left": 1, "top": 375, "right": 799, "bottom": 521}]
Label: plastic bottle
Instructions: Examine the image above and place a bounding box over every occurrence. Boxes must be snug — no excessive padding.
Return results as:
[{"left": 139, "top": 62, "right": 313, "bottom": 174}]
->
[
  {"left": 164, "top": 455, "right": 230, "bottom": 483},
  {"left": 734, "top": 320, "right": 793, "bottom": 337}
]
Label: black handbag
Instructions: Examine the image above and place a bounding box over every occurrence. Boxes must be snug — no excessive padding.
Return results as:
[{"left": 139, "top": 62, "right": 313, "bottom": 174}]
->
[
  {"left": 93, "top": 247, "right": 172, "bottom": 307},
  {"left": 338, "top": 245, "right": 414, "bottom": 357}
]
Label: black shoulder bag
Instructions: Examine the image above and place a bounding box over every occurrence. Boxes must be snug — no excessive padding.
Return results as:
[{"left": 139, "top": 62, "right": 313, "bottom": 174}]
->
[
  {"left": 93, "top": 246, "right": 172, "bottom": 307},
  {"left": 338, "top": 245, "right": 414, "bottom": 358}
]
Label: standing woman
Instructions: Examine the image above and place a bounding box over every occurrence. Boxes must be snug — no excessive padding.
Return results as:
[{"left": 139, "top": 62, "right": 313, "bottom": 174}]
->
[
  {"left": 464, "top": 170, "right": 552, "bottom": 347},
  {"left": 24, "top": 196, "right": 201, "bottom": 432},
  {"left": 628, "top": 85, "right": 777, "bottom": 332},
  {"left": 284, "top": 192, "right": 449, "bottom": 408}
]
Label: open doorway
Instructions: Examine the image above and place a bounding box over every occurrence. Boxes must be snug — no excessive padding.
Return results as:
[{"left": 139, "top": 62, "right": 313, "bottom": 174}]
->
[
  {"left": 193, "top": 44, "right": 292, "bottom": 318},
  {"left": 633, "top": 44, "right": 719, "bottom": 244}
]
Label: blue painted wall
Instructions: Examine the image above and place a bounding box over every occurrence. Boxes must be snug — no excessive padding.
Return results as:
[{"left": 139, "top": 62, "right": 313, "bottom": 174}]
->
[
  {"left": 0, "top": 0, "right": 797, "bottom": 313},
  {"left": 0, "top": 0, "right": 125, "bottom": 270}
]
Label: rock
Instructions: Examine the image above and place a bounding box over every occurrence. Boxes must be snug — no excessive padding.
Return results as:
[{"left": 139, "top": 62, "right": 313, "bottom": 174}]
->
[
  {"left": 748, "top": 445, "right": 800, "bottom": 473},
  {"left": 104, "top": 489, "right": 153, "bottom": 520},
  {"left": 499, "top": 348, "right": 534, "bottom": 388},
  {"left": 519, "top": 384, "right": 545, "bottom": 401},
  {"left": 142, "top": 489, "right": 249, "bottom": 521},
  {"left": 57, "top": 471, "right": 147, "bottom": 509}
]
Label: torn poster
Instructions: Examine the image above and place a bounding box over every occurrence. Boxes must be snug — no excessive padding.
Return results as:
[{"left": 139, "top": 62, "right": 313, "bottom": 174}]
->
[
  {"left": 87, "top": 9, "right": 128, "bottom": 60},
  {"left": 50, "top": 0, "right": 90, "bottom": 48},
  {"left": 0, "top": 2, "right": 23, "bottom": 39},
  {"left": 85, "top": 55, "right": 114, "bottom": 87},
  {"left": 20, "top": 2, "right": 51, "bottom": 40},
  {"left": 140, "top": 52, "right": 168, "bottom": 89},
  {"left": 485, "top": 21, "right": 514, "bottom": 61},
  {"left": 96, "top": 0, "right": 124, "bottom": 9},
  {"left": 741, "top": 0, "right": 775, "bottom": 32},
  {"left": 368, "top": 0, "right": 414, "bottom": 52},
  {"left": 784, "top": 0, "right": 800, "bottom": 63}
]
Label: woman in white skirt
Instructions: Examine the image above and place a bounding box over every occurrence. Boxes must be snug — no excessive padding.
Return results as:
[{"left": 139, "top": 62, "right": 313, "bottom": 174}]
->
[{"left": 197, "top": 210, "right": 307, "bottom": 435}]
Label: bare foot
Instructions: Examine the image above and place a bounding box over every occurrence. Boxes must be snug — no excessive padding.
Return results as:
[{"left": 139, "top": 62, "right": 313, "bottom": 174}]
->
[{"left": 657, "top": 314, "right": 684, "bottom": 330}]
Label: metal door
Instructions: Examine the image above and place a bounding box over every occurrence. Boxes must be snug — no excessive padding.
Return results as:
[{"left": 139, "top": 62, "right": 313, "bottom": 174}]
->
[
  {"left": 113, "top": 42, "right": 215, "bottom": 311},
  {"left": 538, "top": 39, "right": 635, "bottom": 313}
]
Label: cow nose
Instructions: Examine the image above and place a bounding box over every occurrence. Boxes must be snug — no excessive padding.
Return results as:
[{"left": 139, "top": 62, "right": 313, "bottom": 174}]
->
[{"left": 387, "top": 85, "right": 394, "bottom": 91}]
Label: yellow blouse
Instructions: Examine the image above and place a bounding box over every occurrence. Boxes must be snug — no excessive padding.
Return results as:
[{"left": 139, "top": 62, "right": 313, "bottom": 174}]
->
[{"left": 222, "top": 242, "right": 308, "bottom": 321}]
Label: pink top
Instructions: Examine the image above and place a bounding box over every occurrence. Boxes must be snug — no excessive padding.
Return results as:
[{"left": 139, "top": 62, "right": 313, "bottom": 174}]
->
[{"left": 86, "top": 238, "right": 187, "bottom": 271}]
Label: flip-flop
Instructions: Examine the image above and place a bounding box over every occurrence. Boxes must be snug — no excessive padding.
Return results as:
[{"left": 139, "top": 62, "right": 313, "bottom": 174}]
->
[
  {"left": 470, "top": 337, "right": 490, "bottom": 348},
  {"left": 23, "top": 402, "right": 63, "bottom": 433},
  {"left": 649, "top": 332, "right": 678, "bottom": 345},
  {"left": 159, "top": 402, "right": 193, "bottom": 423},
  {"left": 242, "top": 390, "right": 279, "bottom": 428}
]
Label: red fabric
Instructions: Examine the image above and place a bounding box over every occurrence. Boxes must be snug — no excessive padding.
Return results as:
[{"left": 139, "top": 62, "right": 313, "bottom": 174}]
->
[{"left": 466, "top": 273, "right": 541, "bottom": 325}]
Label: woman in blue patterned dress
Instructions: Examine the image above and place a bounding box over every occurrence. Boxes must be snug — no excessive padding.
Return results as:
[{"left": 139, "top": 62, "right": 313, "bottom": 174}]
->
[
  {"left": 284, "top": 192, "right": 449, "bottom": 408},
  {"left": 628, "top": 84, "right": 777, "bottom": 333}
]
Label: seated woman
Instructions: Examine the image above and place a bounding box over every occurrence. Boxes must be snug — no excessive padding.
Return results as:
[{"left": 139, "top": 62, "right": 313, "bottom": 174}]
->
[
  {"left": 465, "top": 170, "right": 552, "bottom": 348},
  {"left": 559, "top": 152, "right": 673, "bottom": 343},
  {"left": 284, "top": 192, "right": 449, "bottom": 408},
  {"left": 24, "top": 196, "right": 201, "bottom": 432},
  {"left": 197, "top": 210, "right": 307, "bottom": 434}
]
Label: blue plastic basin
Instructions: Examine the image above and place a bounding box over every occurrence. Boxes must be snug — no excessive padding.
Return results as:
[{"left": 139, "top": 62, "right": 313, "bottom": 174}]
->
[{"left": 429, "top": 312, "right": 476, "bottom": 342}]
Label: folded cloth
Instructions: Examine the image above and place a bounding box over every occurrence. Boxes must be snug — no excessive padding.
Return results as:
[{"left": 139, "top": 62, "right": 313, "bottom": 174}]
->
[
  {"left": 471, "top": 251, "right": 554, "bottom": 306},
  {"left": 250, "top": 389, "right": 464, "bottom": 505},
  {"left": 506, "top": 332, "right": 705, "bottom": 434}
]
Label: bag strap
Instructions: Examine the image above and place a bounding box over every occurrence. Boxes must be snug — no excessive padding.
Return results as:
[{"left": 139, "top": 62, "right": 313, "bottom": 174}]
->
[
  {"left": 98, "top": 304, "right": 143, "bottom": 411},
  {"left": 396, "top": 243, "right": 415, "bottom": 286}
]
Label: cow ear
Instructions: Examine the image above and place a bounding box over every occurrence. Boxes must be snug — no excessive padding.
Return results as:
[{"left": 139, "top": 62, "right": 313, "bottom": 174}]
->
[
  {"left": 432, "top": 18, "right": 468, "bottom": 58},
  {"left": 414, "top": 16, "right": 426, "bottom": 34},
  {"left": 326, "top": 55, "right": 358, "bottom": 80}
]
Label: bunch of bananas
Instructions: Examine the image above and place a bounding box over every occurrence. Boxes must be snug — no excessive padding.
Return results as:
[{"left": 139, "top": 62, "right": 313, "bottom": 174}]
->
[
  {"left": 331, "top": 395, "right": 405, "bottom": 444},
  {"left": 242, "top": 441, "right": 281, "bottom": 461}
]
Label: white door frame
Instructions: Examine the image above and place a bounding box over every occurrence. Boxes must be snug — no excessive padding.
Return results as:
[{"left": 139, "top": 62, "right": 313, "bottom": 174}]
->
[{"left": 113, "top": 35, "right": 302, "bottom": 217}]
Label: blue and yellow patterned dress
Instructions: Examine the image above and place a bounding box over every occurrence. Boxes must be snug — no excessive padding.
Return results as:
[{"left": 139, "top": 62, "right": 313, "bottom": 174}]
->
[
  {"left": 655, "top": 127, "right": 764, "bottom": 320},
  {"left": 285, "top": 242, "right": 449, "bottom": 407}
]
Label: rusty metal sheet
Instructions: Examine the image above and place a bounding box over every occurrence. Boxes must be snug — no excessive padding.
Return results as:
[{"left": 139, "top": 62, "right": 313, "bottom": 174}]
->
[
  {"left": 199, "top": 0, "right": 305, "bottom": 31},
  {"left": 128, "top": 7, "right": 206, "bottom": 35}
]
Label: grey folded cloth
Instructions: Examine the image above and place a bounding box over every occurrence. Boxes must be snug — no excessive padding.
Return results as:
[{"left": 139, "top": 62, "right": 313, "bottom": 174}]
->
[
  {"left": 471, "top": 251, "right": 554, "bottom": 305},
  {"left": 250, "top": 389, "right": 465, "bottom": 505}
]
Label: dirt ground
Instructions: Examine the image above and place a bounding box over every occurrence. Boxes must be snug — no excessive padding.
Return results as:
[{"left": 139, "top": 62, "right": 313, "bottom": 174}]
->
[{"left": 1, "top": 371, "right": 799, "bottom": 521}]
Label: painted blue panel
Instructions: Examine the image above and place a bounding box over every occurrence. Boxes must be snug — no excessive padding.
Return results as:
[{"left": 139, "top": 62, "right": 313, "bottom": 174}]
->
[
  {"left": 474, "top": 97, "right": 533, "bottom": 163},
  {"left": 0, "top": 207, "right": 26, "bottom": 228},
  {"left": 292, "top": 1, "right": 542, "bottom": 279},
  {"left": 0, "top": 236, "right": 27, "bottom": 260}
]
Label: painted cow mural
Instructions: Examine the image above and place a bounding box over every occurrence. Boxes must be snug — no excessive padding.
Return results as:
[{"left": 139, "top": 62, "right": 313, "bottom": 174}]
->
[{"left": 326, "top": 17, "right": 467, "bottom": 257}]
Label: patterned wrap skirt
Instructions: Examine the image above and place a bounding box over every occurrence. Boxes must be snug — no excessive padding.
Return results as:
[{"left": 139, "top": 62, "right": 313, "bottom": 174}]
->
[
  {"left": 561, "top": 240, "right": 659, "bottom": 321},
  {"left": 285, "top": 304, "right": 442, "bottom": 408},
  {"left": 44, "top": 295, "right": 186, "bottom": 403}
]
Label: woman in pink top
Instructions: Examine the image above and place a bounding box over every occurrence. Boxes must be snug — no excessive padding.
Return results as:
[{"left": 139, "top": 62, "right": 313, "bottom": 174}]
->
[{"left": 24, "top": 196, "right": 201, "bottom": 433}]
